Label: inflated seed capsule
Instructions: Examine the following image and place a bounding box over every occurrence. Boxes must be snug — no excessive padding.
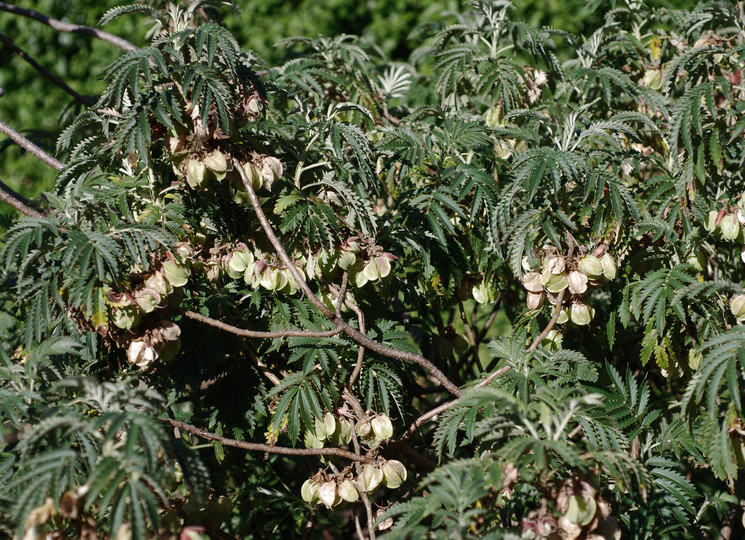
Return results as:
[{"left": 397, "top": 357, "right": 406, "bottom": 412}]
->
[
  {"left": 522, "top": 272, "right": 544, "bottom": 293},
  {"left": 577, "top": 255, "right": 603, "bottom": 280},
  {"left": 526, "top": 291, "right": 545, "bottom": 310},
  {"left": 721, "top": 214, "right": 740, "bottom": 240},
  {"left": 163, "top": 260, "right": 190, "bottom": 287},
  {"left": 185, "top": 159, "right": 207, "bottom": 188},
  {"left": 570, "top": 302, "right": 593, "bottom": 326},
  {"left": 729, "top": 294, "right": 745, "bottom": 320},
  {"left": 371, "top": 414, "right": 393, "bottom": 441},
  {"left": 704, "top": 210, "right": 719, "bottom": 232},
  {"left": 567, "top": 271, "right": 588, "bottom": 295},
  {"left": 338, "top": 479, "right": 359, "bottom": 503},
  {"left": 203, "top": 150, "right": 229, "bottom": 180},
  {"left": 381, "top": 460, "right": 407, "bottom": 489},
  {"left": 600, "top": 253, "right": 617, "bottom": 280},
  {"left": 317, "top": 480, "right": 339, "bottom": 508},
  {"left": 360, "top": 463, "right": 383, "bottom": 493},
  {"left": 544, "top": 272, "right": 569, "bottom": 294}
]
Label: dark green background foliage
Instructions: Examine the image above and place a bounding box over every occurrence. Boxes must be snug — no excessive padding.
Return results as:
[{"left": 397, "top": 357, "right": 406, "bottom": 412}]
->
[{"left": 1, "top": 1, "right": 744, "bottom": 539}]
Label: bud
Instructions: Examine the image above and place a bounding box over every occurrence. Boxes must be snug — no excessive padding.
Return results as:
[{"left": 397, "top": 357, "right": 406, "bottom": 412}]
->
[
  {"left": 185, "top": 159, "right": 207, "bottom": 188},
  {"left": 577, "top": 255, "right": 603, "bottom": 280},
  {"left": 371, "top": 414, "right": 394, "bottom": 441},
  {"left": 381, "top": 460, "right": 407, "bottom": 489},
  {"left": 522, "top": 272, "right": 544, "bottom": 293},
  {"left": 318, "top": 480, "right": 339, "bottom": 508},
  {"left": 526, "top": 291, "right": 545, "bottom": 310},
  {"left": 360, "top": 463, "right": 383, "bottom": 492},
  {"left": 567, "top": 271, "right": 588, "bottom": 295},
  {"left": 600, "top": 253, "right": 617, "bottom": 280},
  {"left": 721, "top": 214, "right": 740, "bottom": 240},
  {"left": 730, "top": 294, "right": 745, "bottom": 320},
  {"left": 338, "top": 479, "right": 359, "bottom": 503},
  {"left": 163, "top": 260, "right": 190, "bottom": 287},
  {"left": 301, "top": 479, "right": 319, "bottom": 504}
]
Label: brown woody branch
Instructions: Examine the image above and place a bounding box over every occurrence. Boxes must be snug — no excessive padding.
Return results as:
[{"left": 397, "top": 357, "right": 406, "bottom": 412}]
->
[
  {"left": 0, "top": 179, "right": 44, "bottom": 218},
  {"left": 182, "top": 309, "right": 344, "bottom": 339},
  {"left": 164, "top": 418, "right": 373, "bottom": 463},
  {"left": 0, "top": 119, "right": 63, "bottom": 170},
  {"left": 0, "top": 2, "right": 136, "bottom": 52},
  {"left": 0, "top": 33, "right": 95, "bottom": 107},
  {"left": 233, "top": 157, "right": 462, "bottom": 398}
]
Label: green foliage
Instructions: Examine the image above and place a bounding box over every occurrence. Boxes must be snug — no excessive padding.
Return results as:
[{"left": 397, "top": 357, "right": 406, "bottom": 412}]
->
[{"left": 1, "top": 0, "right": 744, "bottom": 539}]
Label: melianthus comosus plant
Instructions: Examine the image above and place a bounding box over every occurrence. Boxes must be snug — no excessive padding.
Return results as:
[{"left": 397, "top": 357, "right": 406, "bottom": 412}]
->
[{"left": 0, "top": 0, "right": 744, "bottom": 538}]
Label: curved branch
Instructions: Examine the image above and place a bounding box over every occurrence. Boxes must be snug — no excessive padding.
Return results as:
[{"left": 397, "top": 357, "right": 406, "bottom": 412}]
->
[
  {"left": 0, "top": 2, "right": 136, "bottom": 52},
  {"left": 182, "top": 309, "right": 344, "bottom": 339},
  {"left": 0, "top": 33, "right": 94, "bottom": 107},
  {"left": 233, "top": 157, "right": 462, "bottom": 398},
  {"left": 0, "top": 119, "right": 63, "bottom": 170},
  {"left": 0, "top": 179, "right": 44, "bottom": 218},
  {"left": 164, "top": 418, "right": 373, "bottom": 462}
]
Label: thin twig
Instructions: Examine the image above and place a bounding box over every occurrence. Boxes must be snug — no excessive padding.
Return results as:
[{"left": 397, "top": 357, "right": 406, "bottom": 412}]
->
[
  {"left": 0, "top": 179, "right": 44, "bottom": 218},
  {"left": 0, "top": 2, "right": 136, "bottom": 52},
  {"left": 335, "top": 271, "right": 349, "bottom": 318},
  {"left": 233, "top": 157, "right": 463, "bottom": 398},
  {"left": 527, "top": 290, "right": 565, "bottom": 352},
  {"left": 163, "top": 418, "right": 373, "bottom": 462},
  {"left": 182, "top": 309, "right": 344, "bottom": 339},
  {"left": 0, "top": 33, "right": 94, "bottom": 107},
  {"left": 0, "top": 119, "right": 63, "bottom": 170},
  {"left": 345, "top": 300, "right": 366, "bottom": 390},
  {"left": 349, "top": 419, "right": 376, "bottom": 540}
]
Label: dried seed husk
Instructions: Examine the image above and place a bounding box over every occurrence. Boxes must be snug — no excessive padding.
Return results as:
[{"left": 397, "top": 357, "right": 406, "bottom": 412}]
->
[
  {"left": 547, "top": 256, "right": 566, "bottom": 275},
  {"left": 567, "top": 271, "right": 588, "bottom": 295},
  {"left": 522, "top": 272, "right": 544, "bottom": 293},
  {"left": 318, "top": 480, "right": 339, "bottom": 508}
]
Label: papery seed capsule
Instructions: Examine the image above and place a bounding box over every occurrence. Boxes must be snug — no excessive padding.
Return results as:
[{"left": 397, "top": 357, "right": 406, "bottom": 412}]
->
[
  {"left": 371, "top": 414, "right": 393, "bottom": 441},
  {"left": 111, "top": 306, "right": 141, "bottom": 331},
  {"left": 261, "top": 157, "right": 283, "bottom": 190},
  {"left": 600, "top": 254, "right": 617, "bottom": 280},
  {"left": 304, "top": 430, "right": 324, "bottom": 449},
  {"left": 526, "top": 291, "right": 545, "bottom": 310},
  {"left": 317, "top": 481, "right": 338, "bottom": 508},
  {"left": 545, "top": 273, "right": 569, "bottom": 294},
  {"left": 163, "top": 260, "right": 190, "bottom": 287},
  {"left": 522, "top": 272, "right": 544, "bottom": 293},
  {"left": 381, "top": 460, "right": 407, "bottom": 489},
  {"left": 338, "top": 479, "right": 359, "bottom": 503},
  {"left": 577, "top": 256, "right": 603, "bottom": 280},
  {"left": 356, "top": 419, "right": 372, "bottom": 439},
  {"left": 570, "top": 302, "right": 593, "bottom": 326},
  {"left": 375, "top": 255, "right": 392, "bottom": 279},
  {"left": 185, "top": 159, "right": 207, "bottom": 188},
  {"left": 567, "top": 271, "right": 588, "bottom": 295},
  {"left": 338, "top": 250, "right": 356, "bottom": 271},
  {"left": 203, "top": 150, "right": 229, "bottom": 179},
  {"left": 362, "top": 259, "right": 380, "bottom": 282},
  {"left": 301, "top": 479, "right": 319, "bottom": 503},
  {"left": 337, "top": 418, "right": 353, "bottom": 445},
  {"left": 730, "top": 294, "right": 745, "bottom": 320},
  {"left": 360, "top": 464, "right": 383, "bottom": 492},
  {"left": 556, "top": 309, "right": 569, "bottom": 325},
  {"left": 704, "top": 210, "right": 719, "bottom": 232},
  {"left": 134, "top": 288, "right": 161, "bottom": 313},
  {"left": 145, "top": 271, "right": 173, "bottom": 297},
  {"left": 547, "top": 256, "right": 566, "bottom": 275},
  {"left": 242, "top": 162, "right": 263, "bottom": 191},
  {"left": 227, "top": 251, "right": 254, "bottom": 279},
  {"left": 323, "top": 412, "right": 337, "bottom": 440},
  {"left": 472, "top": 282, "right": 490, "bottom": 304},
  {"left": 721, "top": 214, "right": 740, "bottom": 240}
]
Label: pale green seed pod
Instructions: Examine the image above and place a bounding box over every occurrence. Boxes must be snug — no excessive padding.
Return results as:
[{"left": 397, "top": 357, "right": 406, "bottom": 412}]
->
[
  {"left": 599, "top": 254, "right": 617, "bottom": 280},
  {"left": 338, "top": 479, "right": 359, "bottom": 503},
  {"left": 371, "top": 414, "right": 393, "bottom": 441},
  {"left": 359, "top": 463, "right": 383, "bottom": 493},
  {"left": 133, "top": 288, "right": 161, "bottom": 313},
  {"left": 356, "top": 419, "right": 373, "bottom": 440},
  {"left": 163, "top": 260, "right": 190, "bottom": 287},
  {"left": 570, "top": 302, "right": 593, "bottom": 326},
  {"left": 721, "top": 214, "right": 740, "bottom": 240},
  {"left": 375, "top": 255, "right": 392, "bottom": 279},
  {"left": 704, "top": 210, "right": 719, "bottom": 232},
  {"left": 227, "top": 250, "right": 255, "bottom": 279},
  {"left": 111, "top": 306, "right": 142, "bottom": 330},
  {"left": 544, "top": 273, "right": 569, "bottom": 294},
  {"left": 563, "top": 495, "right": 597, "bottom": 526},
  {"left": 203, "top": 150, "right": 229, "bottom": 180},
  {"left": 577, "top": 255, "right": 603, "bottom": 280},
  {"left": 145, "top": 271, "right": 173, "bottom": 297},
  {"left": 730, "top": 294, "right": 745, "bottom": 320},
  {"left": 185, "top": 159, "right": 207, "bottom": 188},
  {"left": 381, "top": 460, "right": 407, "bottom": 489}
]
